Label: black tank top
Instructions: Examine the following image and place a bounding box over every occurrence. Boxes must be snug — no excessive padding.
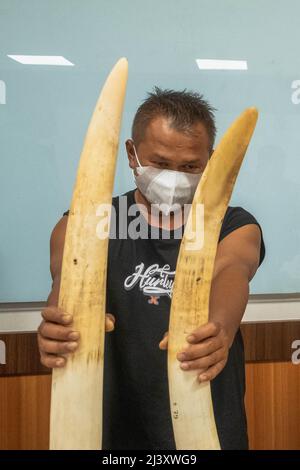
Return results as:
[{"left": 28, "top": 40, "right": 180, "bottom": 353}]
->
[{"left": 63, "top": 189, "right": 265, "bottom": 450}]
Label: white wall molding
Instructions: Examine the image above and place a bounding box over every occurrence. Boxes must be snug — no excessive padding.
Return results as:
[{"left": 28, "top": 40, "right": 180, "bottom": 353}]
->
[
  {"left": 243, "top": 295, "right": 300, "bottom": 323},
  {"left": 0, "top": 295, "right": 299, "bottom": 332},
  {"left": 0, "top": 309, "right": 42, "bottom": 333}
]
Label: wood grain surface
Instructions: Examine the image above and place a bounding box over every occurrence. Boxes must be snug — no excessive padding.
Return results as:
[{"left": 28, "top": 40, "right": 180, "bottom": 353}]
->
[
  {"left": 1, "top": 320, "right": 299, "bottom": 377},
  {"left": 0, "top": 321, "right": 300, "bottom": 449}
]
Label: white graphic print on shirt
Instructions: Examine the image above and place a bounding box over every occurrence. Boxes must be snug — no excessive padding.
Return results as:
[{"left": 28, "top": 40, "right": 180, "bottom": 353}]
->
[{"left": 124, "top": 263, "right": 175, "bottom": 305}]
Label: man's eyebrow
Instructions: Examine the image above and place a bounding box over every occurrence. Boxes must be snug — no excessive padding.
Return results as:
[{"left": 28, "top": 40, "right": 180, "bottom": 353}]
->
[
  {"left": 180, "top": 158, "right": 202, "bottom": 164},
  {"left": 150, "top": 153, "right": 200, "bottom": 164},
  {"left": 150, "top": 153, "right": 171, "bottom": 161}
]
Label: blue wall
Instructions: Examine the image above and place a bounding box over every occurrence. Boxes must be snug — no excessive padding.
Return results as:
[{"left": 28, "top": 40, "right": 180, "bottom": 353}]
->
[{"left": 0, "top": 0, "right": 299, "bottom": 301}]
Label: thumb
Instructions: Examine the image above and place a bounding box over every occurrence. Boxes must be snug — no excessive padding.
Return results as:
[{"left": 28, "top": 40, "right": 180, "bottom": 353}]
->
[
  {"left": 105, "top": 313, "right": 115, "bottom": 332},
  {"left": 159, "top": 331, "right": 169, "bottom": 350}
]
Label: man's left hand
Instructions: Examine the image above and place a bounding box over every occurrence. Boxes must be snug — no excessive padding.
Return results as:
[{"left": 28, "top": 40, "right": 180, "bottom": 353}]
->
[{"left": 159, "top": 321, "right": 230, "bottom": 383}]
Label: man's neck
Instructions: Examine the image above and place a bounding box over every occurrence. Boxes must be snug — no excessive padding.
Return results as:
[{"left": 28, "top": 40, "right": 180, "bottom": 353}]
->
[{"left": 133, "top": 189, "right": 185, "bottom": 231}]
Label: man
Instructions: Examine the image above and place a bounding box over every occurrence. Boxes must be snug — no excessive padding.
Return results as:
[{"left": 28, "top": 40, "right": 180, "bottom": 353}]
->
[{"left": 38, "top": 88, "right": 265, "bottom": 449}]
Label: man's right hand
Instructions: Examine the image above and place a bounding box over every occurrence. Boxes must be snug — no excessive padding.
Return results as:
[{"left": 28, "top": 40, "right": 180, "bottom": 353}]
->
[{"left": 38, "top": 306, "right": 115, "bottom": 369}]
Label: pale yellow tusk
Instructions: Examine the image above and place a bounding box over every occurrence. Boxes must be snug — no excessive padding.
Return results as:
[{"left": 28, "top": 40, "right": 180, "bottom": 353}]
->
[
  {"left": 49, "top": 58, "right": 128, "bottom": 450},
  {"left": 168, "top": 107, "right": 258, "bottom": 450}
]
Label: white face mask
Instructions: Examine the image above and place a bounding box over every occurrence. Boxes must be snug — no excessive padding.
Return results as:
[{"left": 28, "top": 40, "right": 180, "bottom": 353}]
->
[{"left": 132, "top": 144, "right": 202, "bottom": 215}]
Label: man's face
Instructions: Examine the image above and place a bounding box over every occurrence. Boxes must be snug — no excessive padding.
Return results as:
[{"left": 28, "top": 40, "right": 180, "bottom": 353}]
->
[{"left": 126, "top": 116, "right": 211, "bottom": 174}]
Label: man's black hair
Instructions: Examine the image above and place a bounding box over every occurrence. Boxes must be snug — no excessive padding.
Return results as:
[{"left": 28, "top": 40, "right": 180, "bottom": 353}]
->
[{"left": 132, "top": 87, "right": 216, "bottom": 151}]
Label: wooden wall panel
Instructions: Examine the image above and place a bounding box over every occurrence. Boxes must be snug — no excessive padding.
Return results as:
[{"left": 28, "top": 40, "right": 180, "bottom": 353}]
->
[
  {"left": 0, "top": 333, "right": 49, "bottom": 376},
  {"left": 1, "top": 321, "right": 299, "bottom": 377},
  {"left": 0, "top": 375, "right": 51, "bottom": 450},
  {"left": 245, "top": 362, "right": 300, "bottom": 450},
  {"left": 0, "top": 363, "right": 299, "bottom": 450},
  {"left": 1, "top": 325, "right": 300, "bottom": 449},
  {"left": 241, "top": 322, "right": 300, "bottom": 362}
]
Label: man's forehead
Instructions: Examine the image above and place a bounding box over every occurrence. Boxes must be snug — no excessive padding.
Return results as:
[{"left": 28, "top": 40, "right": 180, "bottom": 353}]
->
[{"left": 143, "top": 116, "right": 210, "bottom": 149}]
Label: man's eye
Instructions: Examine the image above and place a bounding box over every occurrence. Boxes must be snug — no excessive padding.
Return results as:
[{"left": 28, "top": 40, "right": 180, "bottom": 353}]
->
[
  {"left": 157, "top": 162, "right": 169, "bottom": 168},
  {"left": 183, "top": 164, "right": 195, "bottom": 170}
]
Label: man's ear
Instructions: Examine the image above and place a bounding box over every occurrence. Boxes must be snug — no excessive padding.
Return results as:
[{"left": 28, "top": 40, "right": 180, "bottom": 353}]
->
[{"left": 126, "top": 139, "right": 136, "bottom": 169}]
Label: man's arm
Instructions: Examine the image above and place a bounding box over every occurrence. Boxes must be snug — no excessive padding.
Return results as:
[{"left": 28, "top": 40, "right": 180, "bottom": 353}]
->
[
  {"left": 46, "top": 215, "right": 67, "bottom": 306},
  {"left": 159, "top": 223, "right": 262, "bottom": 382},
  {"left": 208, "top": 223, "right": 261, "bottom": 346}
]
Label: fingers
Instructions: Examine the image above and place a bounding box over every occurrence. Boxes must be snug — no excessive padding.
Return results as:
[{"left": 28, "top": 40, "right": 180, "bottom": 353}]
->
[
  {"left": 38, "top": 334, "right": 78, "bottom": 355},
  {"left": 37, "top": 329, "right": 78, "bottom": 369},
  {"left": 41, "top": 306, "right": 73, "bottom": 325},
  {"left": 177, "top": 336, "right": 223, "bottom": 361},
  {"left": 38, "top": 308, "right": 116, "bottom": 369},
  {"left": 41, "top": 309, "right": 115, "bottom": 334},
  {"left": 40, "top": 351, "right": 67, "bottom": 369},
  {"left": 38, "top": 333, "right": 78, "bottom": 369},
  {"left": 197, "top": 359, "right": 227, "bottom": 383},
  {"left": 38, "top": 320, "right": 79, "bottom": 342},
  {"left": 186, "top": 322, "right": 221, "bottom": 344},
  {"left": 177, "top": 322, "right": 230, "bottom": 382},
  {"left": 178, "top": 347, "right": 227, "bottom": 372},
  {"left": 38, "top": 306, "right": 78, "bottom": 369}
]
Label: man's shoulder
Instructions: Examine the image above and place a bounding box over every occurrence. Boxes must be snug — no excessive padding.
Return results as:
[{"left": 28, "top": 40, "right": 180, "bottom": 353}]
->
[
  {"left": 225, "top": 205, "right": 255, "bottom": 219},
  {"left": 222, "top": 205, "right": 262, "bottom": 235},
  {"left": 221, "top": 205, "right": 265, "bottom": 265}
]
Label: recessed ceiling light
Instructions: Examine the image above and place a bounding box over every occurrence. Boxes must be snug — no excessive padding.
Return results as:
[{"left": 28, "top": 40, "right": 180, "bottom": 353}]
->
[
  {"left": 196, "top": 59, "right": 248, "bottom": 71},
  {"left": 7, "top": 55, "right": 74, "bottom": 66}
]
